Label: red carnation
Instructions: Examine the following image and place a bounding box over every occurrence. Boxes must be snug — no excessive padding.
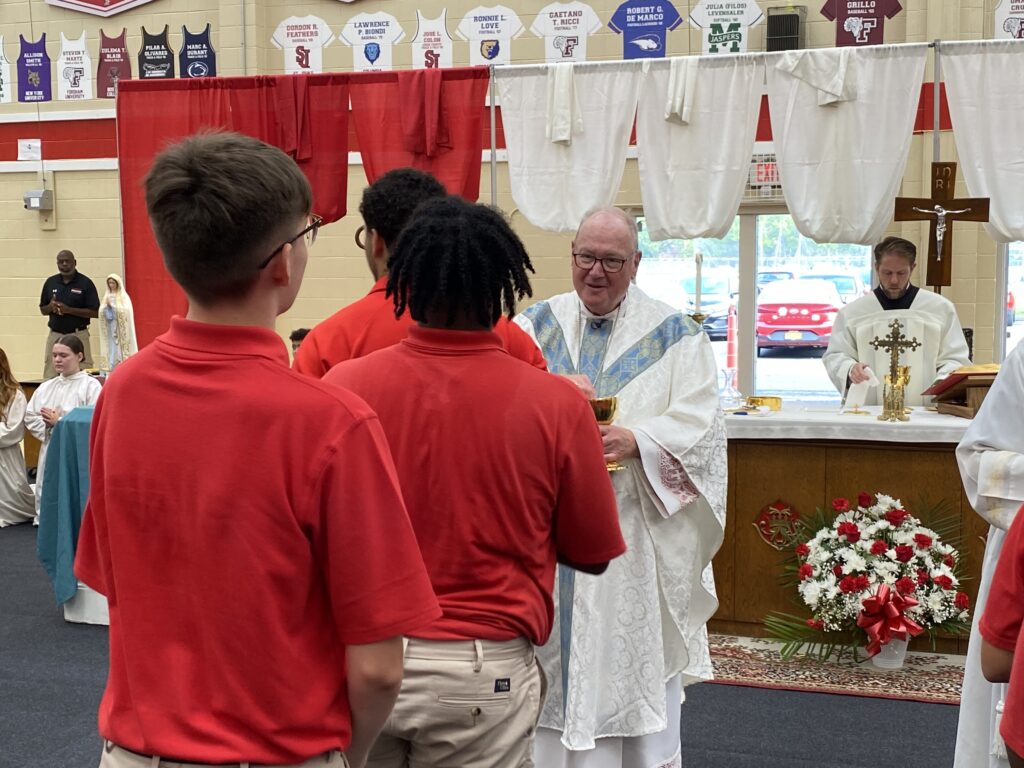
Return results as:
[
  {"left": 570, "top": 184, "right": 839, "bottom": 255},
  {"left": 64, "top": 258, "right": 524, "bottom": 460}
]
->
[
  {"left": 934, "top": 575, "right": 954, "bottom": 590},
  {"left": 914, "top": 533, "right": 933, "bottom": 549},
  {"left": 795, "top": 543, "right": 810, "bottom": 557},
  {"left": 858, "top": 491, "right": 873, "bottom": 508},
  {"left": 833, "top": 565, "right": 844, "bottom": 578},
  {"left": 806, "top": 618, "right": 825, "bottom": 630},
  {"left": 917, "top": 569, "right": 930, "bottom": 585},
  {"left": 837, "top": 521, "right": 861, "bottom": 543},
  {"left": 839, "top": 576, "right": 860, "bottom": 593},
  {"left": 832, "top": 497, "right": 851, "bottom": 512},
  {"left": 955, "top": 592, "right": 970, "bottom": 610},
  {"left": 895, "top": 577, "right": 916, "bottom": 595},
  {"left": 798, "top": 564, "right": 814, "bottom": 581},
  {"left": 895, "top": 545, "right": 914, "bottom": 562},
  {"left": 870, "top": 540, "right": 888, "bottom": 555},
  {"left": 885, "top": 508, "right": 909, "bottom": 527},
  {"left": 854, "top": 574, "right": 870, "bottom": 591},
  {"left": 943, "top": 553, "right": 956, "bottom": 568}
]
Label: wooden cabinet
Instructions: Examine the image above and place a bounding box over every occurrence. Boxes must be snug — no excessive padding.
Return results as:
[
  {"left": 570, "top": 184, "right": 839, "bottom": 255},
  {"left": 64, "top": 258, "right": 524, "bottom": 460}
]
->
[{"left": 710, "top": 438, "right": 985, "bottom": 654}]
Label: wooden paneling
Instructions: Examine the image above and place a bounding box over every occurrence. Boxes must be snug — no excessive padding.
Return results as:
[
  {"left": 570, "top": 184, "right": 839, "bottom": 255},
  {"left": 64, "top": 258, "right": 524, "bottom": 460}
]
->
[
  {"left": 18, "top": 381, "right": 41, "bottom": 470},
  {"left": 712, "top": 438, "right": 977, "bottom": 655}
]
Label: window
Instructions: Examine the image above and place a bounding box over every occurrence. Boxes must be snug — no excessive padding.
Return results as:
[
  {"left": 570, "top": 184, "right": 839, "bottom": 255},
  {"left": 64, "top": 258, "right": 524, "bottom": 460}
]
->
[
  {"left": 635, "top": 212, "right": 872, "bottom": 404},
  {"left": 1007, "top": 242, "right": 1024, "bottom": 357}
]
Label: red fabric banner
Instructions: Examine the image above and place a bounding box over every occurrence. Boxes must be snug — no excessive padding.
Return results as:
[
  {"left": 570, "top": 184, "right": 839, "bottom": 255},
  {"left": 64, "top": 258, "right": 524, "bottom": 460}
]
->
[
  {"left": 349, "top": 67, "right": 490, "bottom": 199},
  {"left": 117, "top": 75, "right": 350, "bottom": 347}
]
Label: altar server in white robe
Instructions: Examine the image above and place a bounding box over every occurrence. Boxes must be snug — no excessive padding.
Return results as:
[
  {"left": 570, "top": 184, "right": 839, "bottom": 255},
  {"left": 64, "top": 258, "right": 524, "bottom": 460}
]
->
[
  {"left": 0, "top": 347, "right": 35, "bottom": 527},
  {"left": 954, "top": 344, "right": 1024, "bottom": 768},
  {"left": 823, "top": 236, "right": 970, "bottom": 406},
  {"left": 515, "top": 208, "right": 727, "bottom": 768},
  {"left": 25, "top": 335, "right": 101, "bottom": 519}
]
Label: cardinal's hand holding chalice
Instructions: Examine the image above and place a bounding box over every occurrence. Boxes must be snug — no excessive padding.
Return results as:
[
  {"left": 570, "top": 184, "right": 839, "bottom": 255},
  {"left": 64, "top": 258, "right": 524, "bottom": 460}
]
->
[{"left": 590, "top": 396, "right": 637, "bottom": 472}]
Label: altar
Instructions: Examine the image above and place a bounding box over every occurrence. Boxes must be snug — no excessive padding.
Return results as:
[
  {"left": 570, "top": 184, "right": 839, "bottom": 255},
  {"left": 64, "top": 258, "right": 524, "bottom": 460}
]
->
[{"left": 712, "top": 405, "right": 983, "bottom": 653}]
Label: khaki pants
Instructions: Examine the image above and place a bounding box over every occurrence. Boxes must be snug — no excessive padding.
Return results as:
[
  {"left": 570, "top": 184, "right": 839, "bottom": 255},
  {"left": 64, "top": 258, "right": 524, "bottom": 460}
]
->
[
  {"left": 44, "top": 328, "right": 93, "bottom": 378},
  {"left": 99, "top": 742, "right": 348, "bottom": 768},
  {"left": 368, "top": 637, "right": 546, "bottom": 768}
]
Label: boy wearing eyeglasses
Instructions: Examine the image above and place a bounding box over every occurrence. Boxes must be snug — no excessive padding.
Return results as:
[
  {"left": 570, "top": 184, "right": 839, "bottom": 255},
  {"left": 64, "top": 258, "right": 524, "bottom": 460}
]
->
[{"left": 74, "top": 132, "right": 440, "bottom": 768}]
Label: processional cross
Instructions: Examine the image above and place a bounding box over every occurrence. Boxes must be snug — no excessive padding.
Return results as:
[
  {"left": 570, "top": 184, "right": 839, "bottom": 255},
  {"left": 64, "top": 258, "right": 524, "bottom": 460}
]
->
[
  {"left": 870, "top": 319, "right": 921, "bottom": 387},
  {"left": 894, "top": 162, "right": 990, "bottom": 289}
]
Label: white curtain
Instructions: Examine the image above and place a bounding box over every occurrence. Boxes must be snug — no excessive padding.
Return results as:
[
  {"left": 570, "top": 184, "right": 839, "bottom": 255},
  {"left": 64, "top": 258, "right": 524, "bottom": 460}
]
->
[
  {"left": 636, "top": 55, "right": 764, "bottom": 241},
  {"left": 765, "top": 44, "right": 928, "bottom": 245},
  {"left": 494, "top": 62, "right": 642, "bottom": 233},
  {"left": 941, "top": 40, "right": 1024, "bottom": 244}
]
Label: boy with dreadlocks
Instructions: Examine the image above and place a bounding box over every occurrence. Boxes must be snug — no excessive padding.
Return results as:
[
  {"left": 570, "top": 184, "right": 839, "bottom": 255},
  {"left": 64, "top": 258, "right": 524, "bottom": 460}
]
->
[{"left": 325, "top": 197, "right": 625, "bottom": 768}]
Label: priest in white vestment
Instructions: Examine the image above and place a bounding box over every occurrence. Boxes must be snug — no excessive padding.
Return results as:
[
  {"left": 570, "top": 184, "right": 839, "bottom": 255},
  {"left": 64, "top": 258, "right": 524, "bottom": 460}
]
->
[
  {"left": 954, "top": 344, "right": 1024, "bottom": 768},
  {"left": 823, "top": 236, "right": 970, "bottom": 406},
  {"left": 515, "top": 208, "right": 727, "bottom": 768}
]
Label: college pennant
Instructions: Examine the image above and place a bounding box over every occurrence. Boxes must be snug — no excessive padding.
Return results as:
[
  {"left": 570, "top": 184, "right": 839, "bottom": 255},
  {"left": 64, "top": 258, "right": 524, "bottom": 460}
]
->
[{"left": 45, "top": 0, "right": 162, "bottom": 17}]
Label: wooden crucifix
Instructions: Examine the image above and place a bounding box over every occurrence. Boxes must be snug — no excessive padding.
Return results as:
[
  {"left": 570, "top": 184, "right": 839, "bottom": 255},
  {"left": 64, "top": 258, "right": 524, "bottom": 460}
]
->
[
  {"left": 894, "top": 162, "right": 990, "bottom": 289},
  {"left": 870, "top": 318, "right": 921, "bottom": 385}
]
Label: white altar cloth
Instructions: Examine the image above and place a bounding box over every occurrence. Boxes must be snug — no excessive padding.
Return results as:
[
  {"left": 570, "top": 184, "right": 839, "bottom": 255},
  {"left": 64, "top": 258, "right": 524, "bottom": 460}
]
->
[{"left": 725, "top": 405, "right": 969, "bottom": 444}]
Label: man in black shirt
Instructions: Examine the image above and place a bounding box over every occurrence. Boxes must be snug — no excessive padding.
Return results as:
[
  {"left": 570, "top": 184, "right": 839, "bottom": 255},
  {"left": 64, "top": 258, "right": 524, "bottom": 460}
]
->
[{"left": 39, "top": 250, "right": 99, "bottom": 378}]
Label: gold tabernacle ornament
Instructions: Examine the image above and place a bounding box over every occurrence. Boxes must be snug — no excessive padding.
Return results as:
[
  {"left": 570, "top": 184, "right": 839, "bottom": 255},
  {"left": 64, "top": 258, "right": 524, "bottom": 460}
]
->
[
  {"left": 590, "top": 396, "right": 626, "bottom": 472},
  {"left": 869, "top": 319, "right": 921, "bottom": 423}
]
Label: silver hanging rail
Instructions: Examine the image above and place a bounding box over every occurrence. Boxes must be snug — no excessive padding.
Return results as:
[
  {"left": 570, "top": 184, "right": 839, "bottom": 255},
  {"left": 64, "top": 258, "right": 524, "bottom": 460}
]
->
[{"left": 489, "top": 64, "right": 497, "bottom": 207}]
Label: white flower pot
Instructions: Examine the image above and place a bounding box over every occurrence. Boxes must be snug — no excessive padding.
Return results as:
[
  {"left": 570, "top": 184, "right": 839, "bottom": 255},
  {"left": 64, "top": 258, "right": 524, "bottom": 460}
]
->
[{"left": 871, "top": 635, "right": 909, "bottom": 670}]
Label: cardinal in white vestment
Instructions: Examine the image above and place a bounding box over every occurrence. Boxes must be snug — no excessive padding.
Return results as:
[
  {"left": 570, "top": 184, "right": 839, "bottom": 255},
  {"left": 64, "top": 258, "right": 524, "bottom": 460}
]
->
[
  {"left": 823, "top": 236, "right": 970, "bottom": 406},
  {"left": 954, "top": 344, "right": 1024, "bottom": 768},
  {"left": 515, "top": 208, "right": 726, "bottom": 768}
]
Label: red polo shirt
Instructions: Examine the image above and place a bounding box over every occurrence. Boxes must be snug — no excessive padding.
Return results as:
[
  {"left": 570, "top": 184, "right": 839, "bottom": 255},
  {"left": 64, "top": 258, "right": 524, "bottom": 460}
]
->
[
  {"left": 324, "top": 326, "right": 625, "bottom": 644},
  {"left": 75, "top": 317, "right": 440, "bottom": 765},
  {"left": 980, "top": 505, "right": 1024, "bottom": 758},
  {"left": 293, "top": 275, "right": 547, "bottom": 377}
]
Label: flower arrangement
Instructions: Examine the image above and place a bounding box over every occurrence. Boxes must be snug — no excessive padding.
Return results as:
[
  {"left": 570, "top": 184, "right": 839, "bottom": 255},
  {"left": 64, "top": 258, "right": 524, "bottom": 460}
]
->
[{"left": 765, "top": 491, "right": 971, "bottom": 661}]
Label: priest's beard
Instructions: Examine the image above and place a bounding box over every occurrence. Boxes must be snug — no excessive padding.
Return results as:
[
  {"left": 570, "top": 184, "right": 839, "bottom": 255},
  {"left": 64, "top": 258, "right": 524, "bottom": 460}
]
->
[{"left": 881, "top": 282, "right": 911, "bottom": 300}]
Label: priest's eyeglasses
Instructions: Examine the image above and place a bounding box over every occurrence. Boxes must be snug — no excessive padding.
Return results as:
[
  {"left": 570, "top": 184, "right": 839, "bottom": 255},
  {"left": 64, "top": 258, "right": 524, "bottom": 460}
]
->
[
  {"left": 258, "top": 215, "right": 323, "bottom": 270},
  {"left": 572, "top": 252, "right": 627, "bottom": 273}
]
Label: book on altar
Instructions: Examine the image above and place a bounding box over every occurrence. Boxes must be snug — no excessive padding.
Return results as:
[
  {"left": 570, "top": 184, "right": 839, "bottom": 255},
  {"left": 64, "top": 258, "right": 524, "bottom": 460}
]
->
[{"left": 921, "top": 364, "right": 1000, "bottom": 418}]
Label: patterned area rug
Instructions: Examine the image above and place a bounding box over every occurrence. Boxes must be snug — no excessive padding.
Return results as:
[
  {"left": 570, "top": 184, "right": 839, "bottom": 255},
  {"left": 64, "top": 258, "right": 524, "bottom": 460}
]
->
[{"left": 708, "top": 634, "right": 964, "bottom": 705}]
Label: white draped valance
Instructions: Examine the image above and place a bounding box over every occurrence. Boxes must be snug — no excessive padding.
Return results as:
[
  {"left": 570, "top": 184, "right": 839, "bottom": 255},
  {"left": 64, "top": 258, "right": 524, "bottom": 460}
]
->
[
  {"left": 764, "top": 44, "right": 928, "bottom": 245},
  {"left": 494, "top": 62, "right": 642, "bottom": 233},
  {"left": 636, "top": 55, "right": 764, "bottom": 241},
  {"left": 940, "top": 40, "right": 1024, "bottom": 244}
]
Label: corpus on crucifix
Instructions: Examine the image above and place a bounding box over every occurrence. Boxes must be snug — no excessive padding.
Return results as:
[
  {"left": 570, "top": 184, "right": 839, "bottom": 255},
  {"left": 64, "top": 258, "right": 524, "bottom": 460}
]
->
[
  {"left": 869, "top": 318, "right": 921, "bottom": 422},
  {"left": 894, "top": 161, "right": 990, "bottom": 288}
]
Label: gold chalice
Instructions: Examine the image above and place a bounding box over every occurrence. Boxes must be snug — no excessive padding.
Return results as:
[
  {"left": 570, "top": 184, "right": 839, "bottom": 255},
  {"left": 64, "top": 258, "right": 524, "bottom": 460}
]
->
[{"left": 590, "top": 396, "right": 626, "bottom": 472}]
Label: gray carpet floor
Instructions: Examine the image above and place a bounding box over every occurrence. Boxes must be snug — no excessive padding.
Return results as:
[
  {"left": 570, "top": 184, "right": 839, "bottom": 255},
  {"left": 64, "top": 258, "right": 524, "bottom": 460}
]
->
[{"left": 0, "top": 522, "right": 958, "bottom": 767}]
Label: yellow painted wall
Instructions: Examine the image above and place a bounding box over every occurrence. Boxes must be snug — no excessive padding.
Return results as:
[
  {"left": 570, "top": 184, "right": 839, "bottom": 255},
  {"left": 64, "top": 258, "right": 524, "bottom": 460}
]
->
[{"left": 0, "top": 0, "right": 1009, "bottom": 377}]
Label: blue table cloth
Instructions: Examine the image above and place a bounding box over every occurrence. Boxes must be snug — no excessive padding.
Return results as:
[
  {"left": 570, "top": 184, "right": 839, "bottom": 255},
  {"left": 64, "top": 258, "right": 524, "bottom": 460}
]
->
[{"left": 37, "top": 405, "right": 94, "bottom": 605}]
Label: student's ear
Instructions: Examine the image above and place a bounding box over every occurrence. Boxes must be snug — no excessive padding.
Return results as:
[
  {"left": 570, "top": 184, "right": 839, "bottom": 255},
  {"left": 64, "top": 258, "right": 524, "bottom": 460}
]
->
[{"left": 268, "top": 243, "right": 294, "bottom": 286}]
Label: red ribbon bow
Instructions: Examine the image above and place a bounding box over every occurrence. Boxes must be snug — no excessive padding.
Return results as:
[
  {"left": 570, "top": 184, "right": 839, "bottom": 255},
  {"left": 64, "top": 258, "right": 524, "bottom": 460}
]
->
[{"left": 856, "top": 583, "right": 925, "bottom": 657}]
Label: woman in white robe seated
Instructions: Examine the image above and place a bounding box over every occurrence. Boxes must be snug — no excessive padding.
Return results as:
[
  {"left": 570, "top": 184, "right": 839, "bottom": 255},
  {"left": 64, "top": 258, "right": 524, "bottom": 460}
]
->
[
  {"left": 99, "top": 273, "right": 138, "bottom": 371},
  {"left": 25, "top": 335, "right": 101, "bottom": 520},
  {"left": 0, "top": 348, "right": 35, "bottom": 527}
]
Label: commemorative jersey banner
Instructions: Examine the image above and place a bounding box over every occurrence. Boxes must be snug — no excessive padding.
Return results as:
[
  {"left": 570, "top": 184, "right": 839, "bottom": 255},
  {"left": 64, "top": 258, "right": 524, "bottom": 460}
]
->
[
  {"left": 98, "top": 28, "right": 131, "bottom": 98},
  {"left": 411, "top": 10, "right": 454, "bottom": 69},
  {"left": 457, "top": 5, "right": 524, "bottom": 65},
  {"left": 689, "top": 0, "right": 763, "bottom": 54},
  {"left": 139, "top": 25, "right": 175, "bottom": 79},
  {"left": 609, "top": 0, "right": 683, "bottom": 59},
  {"left": 821, "top": 0, "right": 902, "bottom": 46},
  {"left": 995, "top": 0, "right": 1024, "bottom": 37},
  {"left": 57, "top": 32, "right": 94, "bottom": 100},
  {"left": 180, "top": 24, "right": 217, "bottom": 77},
  {"left": 18, "top": 34, "right": 52, "bottom": 103},
  {"left": 272, "top": 16, "right": 335, "bottom": 74},
  {"left": 340, "top": 12, "right": 405, "bottom": 72},
  {"left": 45, "top": 0, "right": 162, "bottom": 16},
  {"left": 0, "top": 36, "right": 12, "bottom": 104},
  {"left": 530, "top": 1, "right": 603, "bottom": 63}
]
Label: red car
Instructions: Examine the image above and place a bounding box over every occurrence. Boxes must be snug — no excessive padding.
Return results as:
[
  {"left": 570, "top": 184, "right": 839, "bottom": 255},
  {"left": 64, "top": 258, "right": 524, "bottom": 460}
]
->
[{"left": 757, "top": 279, "right": 843, "bottom": 355}]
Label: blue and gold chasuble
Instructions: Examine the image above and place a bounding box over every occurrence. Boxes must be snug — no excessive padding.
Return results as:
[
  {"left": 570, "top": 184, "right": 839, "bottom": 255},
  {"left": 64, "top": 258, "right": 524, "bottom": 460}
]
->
[{"left": 519, "top": 299, "right": 700, "bottom": 705}]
